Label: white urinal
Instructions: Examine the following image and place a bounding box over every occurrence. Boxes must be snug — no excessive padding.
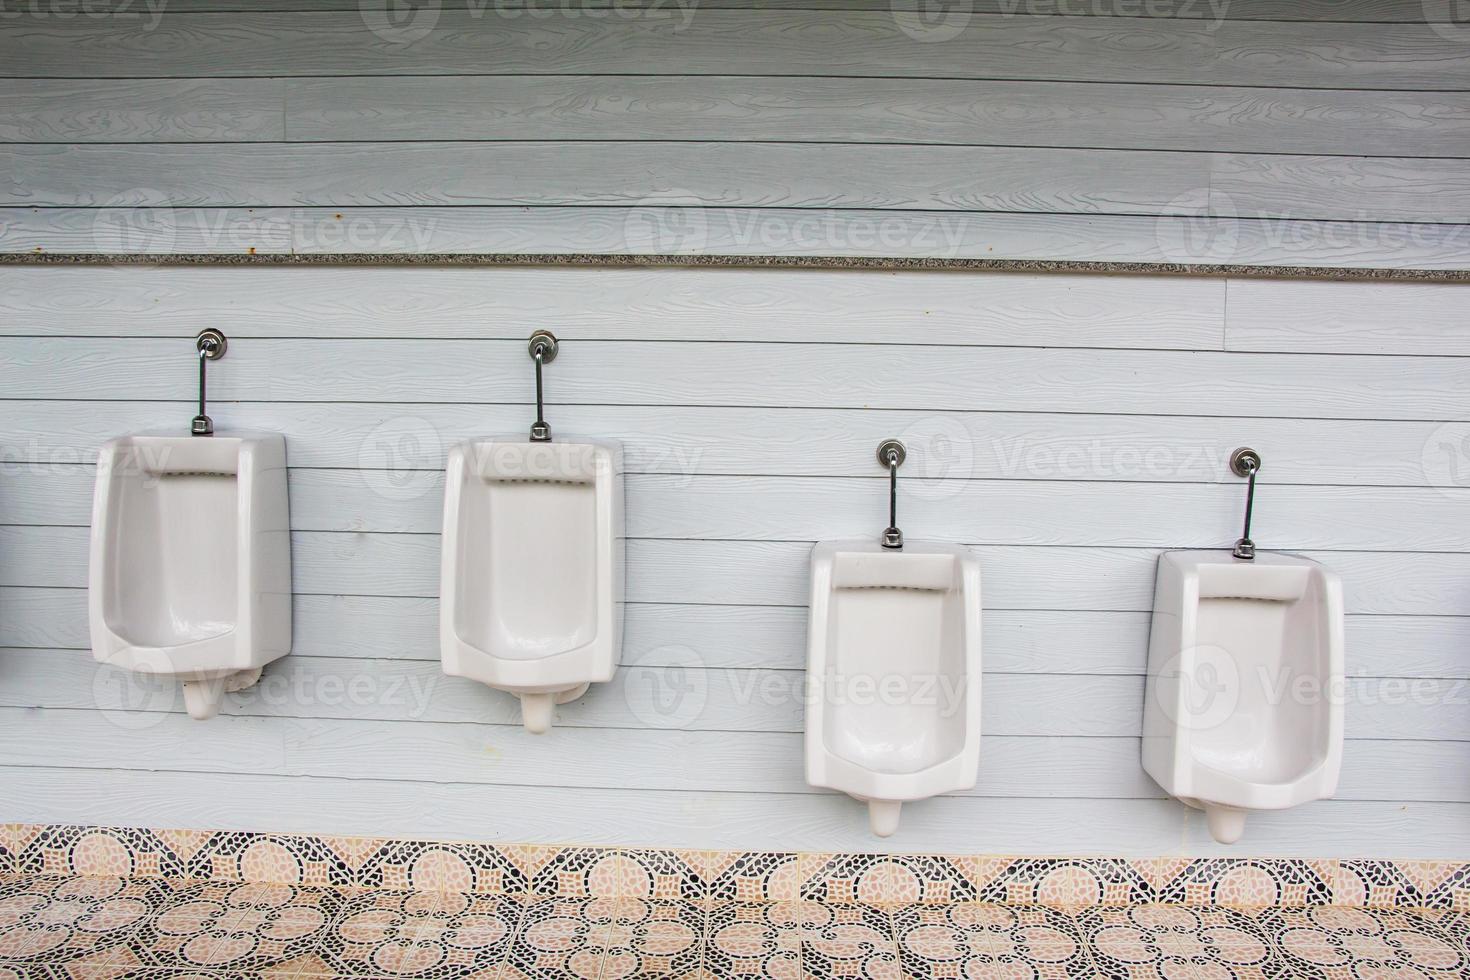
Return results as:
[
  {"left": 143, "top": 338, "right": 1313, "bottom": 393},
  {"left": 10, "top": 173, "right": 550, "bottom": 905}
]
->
[
  {"left": 89, "top": 333, "right": 291, "bottom": 721},
  {"left": 439, "top": 332, "right": 624, "bottom": 734},
  {"left": 805, "top": 441, "right": 982, "bottom": 837},
  {"left": 1142, "top": 449, "right": 1344, "bottom": 844}
]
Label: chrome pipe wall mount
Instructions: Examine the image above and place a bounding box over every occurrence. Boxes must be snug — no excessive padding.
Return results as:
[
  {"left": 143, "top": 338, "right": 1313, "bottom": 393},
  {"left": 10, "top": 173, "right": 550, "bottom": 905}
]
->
[
  {"left": 877, "top": 439, "right": 907, "bottom": 550},
  {"left": 1230, "top": 446, "right": 1262, "bottom": 560},
  {"left": 528, "top": 330, "right": 558, "bottom": 442},
  {"left": 191, "top": 329, "right": 227, "bottom": 436}
]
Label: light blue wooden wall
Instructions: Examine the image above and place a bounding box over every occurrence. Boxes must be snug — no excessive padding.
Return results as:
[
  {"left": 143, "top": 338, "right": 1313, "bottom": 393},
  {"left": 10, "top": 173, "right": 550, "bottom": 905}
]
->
[{"left": 0, "top": 2, "right": 1467, "bottom": 855}]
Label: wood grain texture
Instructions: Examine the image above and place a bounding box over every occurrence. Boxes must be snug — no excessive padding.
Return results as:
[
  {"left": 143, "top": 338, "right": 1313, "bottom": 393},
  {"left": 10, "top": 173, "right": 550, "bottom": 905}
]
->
[
  {"left": 1226, "top": 279, "right": 1470, "bottom": 355},
  {"left": 4, "top": 524, "right": 1468, "bottom": 615},
  {"left": 3, "top": 587, "right": 1466, "bottom": 680},
  {"left": 2, "top": 649, "right": 1463, "bottom": 745},
  {"left": 2, "top": 5, "right": 1468, "bottom": 854},
  {"left": 0, "top": 694, "right": 1461, "bottom": 805},
  {"left": 0, "top": 266, "right": 1228, "bottom": 348},
  {"left": 6, "top": 206, "right": 1466, "bottom": 268},
  {"left": 284, "top": 75, "right": 1470, "bottom": 157},
  {"left": 6, "top": 143, "right": 1467, "bottom": 225},
  {"left": 0, "top": 399, "right": 1458, "bottom": 488},
  {"left": 1210, "top": 153, "right": 1470, "bottom": 224},
  {"left": 8, "top": 763, "right": 1470, "bottom": 855},
  {"left": 0, "top": 79, "right": 284, "bottom": 142},
  {"left": 3, "top": 337, "right": 1464, "bottom": 419},
  {"left": 8, "top": 464, "right": 1470, "bottom": 552},
  {"left": 0, "top": 142, "right": 1212, "bottom": 215},
  {"left": 2, "top": 12, "right": 1467, "bottom": 89},
  {"left": 116, "top": 0, "right": 1469, "bottom": 20}
]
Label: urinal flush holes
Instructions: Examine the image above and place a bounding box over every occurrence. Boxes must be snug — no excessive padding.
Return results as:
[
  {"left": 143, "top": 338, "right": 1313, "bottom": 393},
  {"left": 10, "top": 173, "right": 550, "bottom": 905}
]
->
[
  {"left": 454, "top": 479, "right": 599, "bottom": 658},
  {"left": 107, "top": 471, "right": 240, "bottom": 647}
]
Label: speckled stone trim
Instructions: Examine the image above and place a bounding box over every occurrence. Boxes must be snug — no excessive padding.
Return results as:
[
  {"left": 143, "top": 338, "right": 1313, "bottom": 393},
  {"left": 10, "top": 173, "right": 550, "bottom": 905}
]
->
[
  {"left": 4, "top": 825, "right": 1467, "bottom": 910},
  {"left": 1, "top": 252, "right": 1468, "bottom": 281}
]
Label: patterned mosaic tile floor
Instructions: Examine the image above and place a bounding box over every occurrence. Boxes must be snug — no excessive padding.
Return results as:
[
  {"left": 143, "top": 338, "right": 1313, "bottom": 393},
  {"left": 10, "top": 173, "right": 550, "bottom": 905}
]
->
[{"left": 3, "top": 873, "right": 1470, "bottom": 979}]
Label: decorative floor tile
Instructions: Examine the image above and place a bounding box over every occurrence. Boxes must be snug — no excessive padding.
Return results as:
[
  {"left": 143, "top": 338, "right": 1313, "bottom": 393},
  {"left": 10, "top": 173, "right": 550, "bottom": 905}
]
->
[
  {"left": 502, "top": 895, "right": 620, "bottom": 980},
  {"left": 8, "top": 862, "right": 1470, "bottom": 980},
  {"left": 685, "top": 852, "right": 799, "bottom": 904},
  {"left": 1076, "top": 904, "right": 1278, "bottom": 979},
  {"left": 186, "top": 882, "right": 343, "bottom": 975},
  {"left": 1335, "top": 859, "right": 1470, "bottom": 909},
  {"left": 893, "top": 902, "right": 1098, "bottom": 979},
  {"left": 703, "top": 900, "right": 801, "bottom": 979},
  {"left": 108, "top": 877, "right": 255, "bottom": 972},
  {"left": 799, "top": 853, "right": 972, "bottom": 906},
  {"left": 1260, "top": 905, "right": 1468, "bottom": 978},
  {"left": 498, "top": 846, "right": 625, "bottom": 900},
  {"left": 1152, "top": 859, "right": 1335, "bottom": 909},
  {"left": 965, "top": 858, "right": 1150, "bottom": 908},
  {"left": 597, "top": 897, "right": 706, "bottom": 978},
  {"left": 309, "top": 887, "right": 448, "bottom": 977},
  {"left": 797, "top": 899, "right": 901, "bottom": 979},
  {"left": 413, "top": 890, "right": 523, "bottom": 977},
  {"left": 358, "top": 840, "right": 526, "bottom": 896},
  {"left": 0, "top": 875, "right": 154, "bottom": 971}
]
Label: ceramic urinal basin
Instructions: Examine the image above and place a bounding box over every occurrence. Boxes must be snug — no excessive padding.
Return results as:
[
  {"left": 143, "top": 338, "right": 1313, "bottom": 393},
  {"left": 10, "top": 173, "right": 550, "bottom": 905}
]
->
[
  {"left": 440, "top": 438, "right": 624, "bottom": 734},
  {"left": 805, "top": 540, "right": 982, "bottom": 837},
  {"left": 1143, "top": 551, "right": 1344, "bottom": 844},
  {"left": 89, "top": 432, "right": 292, "bottom": 720}
]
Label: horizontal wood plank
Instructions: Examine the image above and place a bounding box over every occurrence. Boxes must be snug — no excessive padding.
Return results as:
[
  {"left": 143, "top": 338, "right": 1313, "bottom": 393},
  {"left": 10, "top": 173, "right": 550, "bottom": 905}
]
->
[
  {"left": 0, "top": 79, "right": 284, "bottom": 142},
  {"left": 2, "top": 338, "right": 1466, "bottom": 419},
  {"left": 8, "top": 588, "right": 1466, "bottom": 679},
  {"left": 0, "top": 400, "right": 1460, "bottom": 489},
  {"left": 6, "top": 206, "right": 1465, "bottom": 269},
  {"left": 8, "top": 465, "right": 1470, "bottom": 552},
  {"left": 0, "top": 266, "right": 1227, "bottom": 349},
  {"left": 7, "top": 143, "right": 1467, "bottom": 225},
  {"left": 4, "top": 649, "right": 1466, "bottom": 742},
  {"left": 3, "top": 13, "right": 1467, "bottom": 90},
  {"left": 4, "top": 525, "right": 1468, "bottom": 614},
  {"left": 108, "top": 0, "right": 1467, "bottom": 20},
  {"left": 284, "top": 76, "right": 1470, "bottom": 158},
  {"left": 0, "top": 142, "right": 1213, "bottom": 216},
  {"left": 1226, "top": 279, "right": 1470, "bottom": 355},
  {"left": 0, "top": 701, "right": 1462, "bottom": 803}
]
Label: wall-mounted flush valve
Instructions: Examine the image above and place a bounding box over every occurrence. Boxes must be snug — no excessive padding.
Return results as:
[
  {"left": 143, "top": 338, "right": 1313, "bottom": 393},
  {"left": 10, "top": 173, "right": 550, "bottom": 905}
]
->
[
  {"left": 1229, "top": 447, "right": 1261, "bottom": 560},
  {"left": 528, "top": 330, "right": 558, "bottom": 442},
  {"left": 878, "top": 439, "right": 907, "bottom": 550},
  {"left": 191, "top": 329, "right": 227, "bottom": 436}
]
